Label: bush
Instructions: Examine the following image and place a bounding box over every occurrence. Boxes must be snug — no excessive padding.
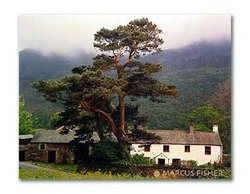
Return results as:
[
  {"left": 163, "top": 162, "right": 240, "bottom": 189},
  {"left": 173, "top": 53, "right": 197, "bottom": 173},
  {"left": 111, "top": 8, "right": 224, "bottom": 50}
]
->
[
  {"left": 181, "top": 160, "right": 198, "bottom": 168},
  {"left": 130, "top": 154, "right": 152, "bottom": 165},
  {"left": 91, "top": 140, "right": 128, "bottom": 162},
  {"left": 222, "top": 155, "right": 231, "bottom": 167}
]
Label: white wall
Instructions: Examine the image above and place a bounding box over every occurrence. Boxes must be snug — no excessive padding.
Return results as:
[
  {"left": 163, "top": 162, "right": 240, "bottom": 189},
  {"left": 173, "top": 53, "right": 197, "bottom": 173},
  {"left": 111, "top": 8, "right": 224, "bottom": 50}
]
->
[{"left": 130, "top": 144, "right": 222, "bottom": 165}]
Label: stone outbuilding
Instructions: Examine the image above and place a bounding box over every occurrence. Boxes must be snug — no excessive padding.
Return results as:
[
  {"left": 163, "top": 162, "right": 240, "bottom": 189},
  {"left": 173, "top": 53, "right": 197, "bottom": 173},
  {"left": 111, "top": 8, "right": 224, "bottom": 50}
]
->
[
  {"left": 19, "top": 134, "right": 33, "bottom": 161},
  {"left": 19, "top": 129, "right": 100, "bottom": 164}
]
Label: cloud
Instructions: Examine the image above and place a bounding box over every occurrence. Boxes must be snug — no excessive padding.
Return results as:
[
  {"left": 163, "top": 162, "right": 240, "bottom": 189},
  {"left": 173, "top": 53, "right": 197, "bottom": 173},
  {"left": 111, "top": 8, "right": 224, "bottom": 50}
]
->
[{"left": 19, "top": 14, "right": 231, "bottom": 55}]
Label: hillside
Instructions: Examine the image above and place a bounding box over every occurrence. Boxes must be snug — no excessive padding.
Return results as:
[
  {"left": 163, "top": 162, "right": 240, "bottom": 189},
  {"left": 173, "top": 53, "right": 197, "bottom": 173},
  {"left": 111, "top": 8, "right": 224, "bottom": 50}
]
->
[
  {"left": 140, "top": 40, "right": 231, "bottom": 129},
  {"left": 19, "top": 49, "right": 93, "bottom": 127},
  {"left": 19, "top": 40, "right": 231, "bottom": 129},
  {"left": 144, "top": 40, "right": 231, "bottom": 72}
]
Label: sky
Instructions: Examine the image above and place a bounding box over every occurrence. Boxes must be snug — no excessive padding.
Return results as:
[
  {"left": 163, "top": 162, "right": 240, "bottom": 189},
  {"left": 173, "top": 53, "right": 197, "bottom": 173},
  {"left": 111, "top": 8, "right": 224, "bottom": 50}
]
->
[{"left": 19, "top": 14, "right": 231, "bottom": 55}]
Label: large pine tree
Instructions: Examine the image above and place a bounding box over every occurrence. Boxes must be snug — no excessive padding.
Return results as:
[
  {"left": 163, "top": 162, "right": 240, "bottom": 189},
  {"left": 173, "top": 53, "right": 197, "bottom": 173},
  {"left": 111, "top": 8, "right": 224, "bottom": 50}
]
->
[{"left": 33, "top": 18, "right": 178, "bottom": 141}]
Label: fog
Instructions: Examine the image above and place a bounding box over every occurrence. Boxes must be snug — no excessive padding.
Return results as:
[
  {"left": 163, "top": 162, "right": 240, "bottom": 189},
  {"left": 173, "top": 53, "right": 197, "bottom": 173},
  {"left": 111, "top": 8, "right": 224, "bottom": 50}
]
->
[{"left": 19, "top": 14, "right": 231, "bottom": 55}]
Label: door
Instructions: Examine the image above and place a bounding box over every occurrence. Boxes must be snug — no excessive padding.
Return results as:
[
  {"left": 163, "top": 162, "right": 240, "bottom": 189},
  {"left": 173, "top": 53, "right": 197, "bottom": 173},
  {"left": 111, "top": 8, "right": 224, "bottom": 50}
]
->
[
  {"left": 74, "top": 143, "right": 89, "bottom": 164},
  {"left": 19, "top": 151, "right": 25, "bottom": 161},
  {"left": 158, "top": 158, "right": 165, "bottom": 165},
  {"left": 48, "top": 151, "right": 56, "bottom": 163}
]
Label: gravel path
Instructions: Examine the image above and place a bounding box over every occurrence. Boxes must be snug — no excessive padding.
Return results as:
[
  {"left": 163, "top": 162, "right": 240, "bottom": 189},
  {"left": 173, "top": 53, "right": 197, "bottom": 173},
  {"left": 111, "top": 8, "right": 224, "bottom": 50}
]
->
[{"left": 19, "top": 162, "right": 70, "bottom": 174}]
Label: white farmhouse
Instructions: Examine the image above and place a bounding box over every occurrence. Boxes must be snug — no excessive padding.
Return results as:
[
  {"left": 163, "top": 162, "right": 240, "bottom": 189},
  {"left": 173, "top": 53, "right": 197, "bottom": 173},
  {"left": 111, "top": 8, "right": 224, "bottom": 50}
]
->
[{"left": 130, "top": 125, "right": 223, "bottom": 165}]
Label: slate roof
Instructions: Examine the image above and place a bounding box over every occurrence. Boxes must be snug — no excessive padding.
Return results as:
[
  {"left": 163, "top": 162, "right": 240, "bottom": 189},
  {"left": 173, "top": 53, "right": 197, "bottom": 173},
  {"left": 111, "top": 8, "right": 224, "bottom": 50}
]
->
[
  {"left": 31, "top": 130, "right": 100, "bottom": 144},
  {"left": 31, "top": 130, "right": 75, "bottom": 143},
  {"left": 19, "top": 134, "right": 33, "bottom": 140},
  {"left": 131, "top": 130, "right": 223, "bottom": 146}
]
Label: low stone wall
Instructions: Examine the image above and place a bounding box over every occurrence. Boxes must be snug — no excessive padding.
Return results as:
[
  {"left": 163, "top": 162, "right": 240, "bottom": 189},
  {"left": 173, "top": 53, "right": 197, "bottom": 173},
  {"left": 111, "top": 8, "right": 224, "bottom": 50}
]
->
[{"left": 77, "top": 163, "right": 225, "bottom": 179}]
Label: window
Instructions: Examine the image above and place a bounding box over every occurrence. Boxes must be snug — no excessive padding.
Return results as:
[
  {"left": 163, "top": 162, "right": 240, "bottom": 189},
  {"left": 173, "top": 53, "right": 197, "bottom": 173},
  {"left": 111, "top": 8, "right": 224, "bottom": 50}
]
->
[
  {"left": 205, "top": 146, "right": 211, "bottom": 155},
  {"left": 172, "top": 159, "right": 181, "bottom": 166},
  {"left": 163, "top": 145, "right": 169, "bottom": 152},
  {"left": 185, "top": 145, "right": 190, "bottom": 152},
  {"left": 39, "top": 143, "right": 46, "bottom": 150},
  {"left": 144, "top": 145, "right": 150, "bottom": 152}
]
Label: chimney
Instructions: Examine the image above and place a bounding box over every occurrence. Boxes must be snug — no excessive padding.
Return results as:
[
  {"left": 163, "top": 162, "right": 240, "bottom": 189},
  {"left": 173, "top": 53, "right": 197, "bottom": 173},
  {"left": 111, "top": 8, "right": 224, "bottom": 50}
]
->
[
  {"left": 189, "top": 123, "right": 194, "bottom": 133},
  {"left": 213, "top": 124, "right": 218, "bottom": 133}
]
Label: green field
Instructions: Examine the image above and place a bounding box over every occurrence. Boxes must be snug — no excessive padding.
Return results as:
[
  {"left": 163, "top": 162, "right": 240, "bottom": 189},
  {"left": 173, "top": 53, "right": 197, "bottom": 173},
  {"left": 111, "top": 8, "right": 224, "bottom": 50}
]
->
[
  {"left": 19, "top": 162, "right": 146, "bottom": 180},
  {"left": 19, "top": 169, "right": 147, "bottom": 179}
]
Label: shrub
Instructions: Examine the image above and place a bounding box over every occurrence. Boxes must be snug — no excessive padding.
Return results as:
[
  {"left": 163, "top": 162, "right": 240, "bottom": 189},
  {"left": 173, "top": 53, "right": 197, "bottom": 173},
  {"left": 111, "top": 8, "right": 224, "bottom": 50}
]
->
[
  {"left": 91, "top": 140, "right": 127, "bottom": 162},
  {"left": 181, "top": 160, "right": 198, "bottom": 168},
  {"left": 222, "top": 155, "right": 231, "bottom": 167},
  {"left": 130, "top": 154, "right": 152, "bottom": 165}
]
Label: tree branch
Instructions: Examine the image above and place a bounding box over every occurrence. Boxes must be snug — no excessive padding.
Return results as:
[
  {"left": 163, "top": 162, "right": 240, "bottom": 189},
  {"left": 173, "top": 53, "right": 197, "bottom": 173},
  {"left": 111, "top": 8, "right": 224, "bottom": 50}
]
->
[{"left": 93, "top": 108, "right": 117, "bottom": 136}]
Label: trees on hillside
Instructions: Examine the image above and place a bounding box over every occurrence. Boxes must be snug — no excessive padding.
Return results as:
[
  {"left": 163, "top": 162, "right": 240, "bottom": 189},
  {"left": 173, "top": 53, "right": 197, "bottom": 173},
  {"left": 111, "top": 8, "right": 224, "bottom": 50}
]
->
[
  {"left": 33, "top": 18, "right": 178, "bottom": 142},
  {"left": 207, "top": 80, "right": 231, "bottom": 115},
  {"left": 188, "top": 80, "right": 231, "bottom": 154},
  {"left": 208, "top": 80, "right": 231, "bottom": 154},
  {"left": 19, "top": 96, "right": 37, "bottom": 135},
  {"left": 188, "top": 106, "right": 220, "bottom": 132}
]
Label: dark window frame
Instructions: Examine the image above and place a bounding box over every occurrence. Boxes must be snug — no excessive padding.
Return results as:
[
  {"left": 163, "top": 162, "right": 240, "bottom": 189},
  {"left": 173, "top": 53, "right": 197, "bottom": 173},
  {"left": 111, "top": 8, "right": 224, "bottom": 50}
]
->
[
  {"left": 172, "top": 158, "right": 181, "bottom": 166},
  {"left": 39, "top": 143, "right": 46, "bottom": 150},
  {"left": 163, "top": 145, "right": 169, "bottom": 152},
  {"left": 185, "top": 145, "right": 190, "bottom": 152},
  {"left": 205, "top": 146, "right": 211, "bottom": 155},
  {"left": 144, "top": 145, "right": 150, "bottom": 152}
]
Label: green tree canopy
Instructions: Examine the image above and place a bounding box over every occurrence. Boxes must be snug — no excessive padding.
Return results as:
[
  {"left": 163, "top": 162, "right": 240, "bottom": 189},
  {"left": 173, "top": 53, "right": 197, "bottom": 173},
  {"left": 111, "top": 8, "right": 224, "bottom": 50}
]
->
[
  {"left": 19, "top": 96, "right": 37, "bottom": 135},
  {"left": 188, "top": 106, "right": 220, "bottom": 132}
]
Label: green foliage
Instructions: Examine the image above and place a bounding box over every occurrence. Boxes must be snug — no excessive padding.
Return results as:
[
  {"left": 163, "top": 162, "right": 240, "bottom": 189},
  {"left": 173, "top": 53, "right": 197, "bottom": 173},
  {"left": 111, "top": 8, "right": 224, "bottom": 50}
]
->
[
  {"left": 194, "top": 124, "right": 211, "bottom": 132},
  {"left": 188, "top": 106, "right": 220, "bottom": 131},
  {"left": 217, "top": 116, "right": 231, "bottom": 154},
  {"left": 94, "top": 18, "right": 164, "bottom": 55},
  {"left": 188, "top": 97, "right": 231, "bottom": 154},
  {"left": 91, "top": 140, "right": 128, "bottom": 162},
  {"left": 19, "top": 96, "right": 37, "bottom": 135},
  {"left": 19, "top": 168, "right": 145, "bottom": 179},
  {"left": 181, "top": 160, "right": 198, "bottom": 168},
  {"left": 50, "top": 112, "right": 62, "bottom": 128},
  {"left": 129, "top": 154, "right": 152, "bottom": 165},
  {"left": 207, "top": 80, "right": 231, "bottom": 154}
]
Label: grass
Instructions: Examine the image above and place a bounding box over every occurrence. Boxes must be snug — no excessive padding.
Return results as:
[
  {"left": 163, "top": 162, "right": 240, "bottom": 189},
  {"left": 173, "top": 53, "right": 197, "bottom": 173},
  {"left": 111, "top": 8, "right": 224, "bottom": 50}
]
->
[
  {"left": 19, "top": 169, "right": 146, "bottom": 179},
  {"left": 19, "top": 162, "right": 146, "bottom": 179},
  {"left": 32, "top": 162, "right": 78, "bottom": 172},
  {"left": 19, "top": 169, "right": 84, "bottom": 179}
]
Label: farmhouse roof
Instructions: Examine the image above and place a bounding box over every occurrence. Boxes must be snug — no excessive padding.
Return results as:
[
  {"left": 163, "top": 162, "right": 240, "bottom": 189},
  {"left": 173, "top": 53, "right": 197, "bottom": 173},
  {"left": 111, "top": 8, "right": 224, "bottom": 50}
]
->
[
  {"left": 19, "top": 134, "right": 33, "bottom": 140},
  {"left": 131, "top": 130, "right": 223, "bottom": 146},
  {"left": 31, "top": 129, "right": 100, "bottom": 143}
]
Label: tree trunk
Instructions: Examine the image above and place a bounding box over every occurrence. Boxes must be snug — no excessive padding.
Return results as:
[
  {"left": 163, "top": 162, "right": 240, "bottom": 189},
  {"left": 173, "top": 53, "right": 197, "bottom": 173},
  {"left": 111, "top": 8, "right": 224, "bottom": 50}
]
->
[{"left": 119, "top": 94, "right": 125, "bottom": 140}]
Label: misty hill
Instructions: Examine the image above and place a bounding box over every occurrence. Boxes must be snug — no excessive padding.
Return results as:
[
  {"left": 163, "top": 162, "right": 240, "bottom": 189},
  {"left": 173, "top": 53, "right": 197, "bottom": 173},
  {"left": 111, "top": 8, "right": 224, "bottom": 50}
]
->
[
  {"left": 19, "top": 49, "right": 93, "bottom": 81},
  {"left": 144, "top": 40, "right": 231, "bottom": 72},
  {"left": 19, "top": 49, "right": 93, "bottom": 127},
  {"left": 19, "top": 40, "right": 231, "bottom": 129},
  {"left": 139, "top": 40, "right": 231, "bottom": 129}
]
